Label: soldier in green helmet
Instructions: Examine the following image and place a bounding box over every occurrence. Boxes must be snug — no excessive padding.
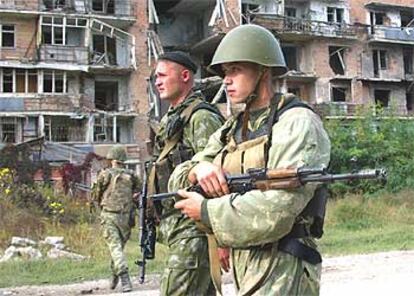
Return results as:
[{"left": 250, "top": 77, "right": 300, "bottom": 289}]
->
[
  {"left": 93, "top": 145, "right": 141, "bottom": 293},
  {"left": 170, "top": 24, "right": 331, "bottom": 295}
]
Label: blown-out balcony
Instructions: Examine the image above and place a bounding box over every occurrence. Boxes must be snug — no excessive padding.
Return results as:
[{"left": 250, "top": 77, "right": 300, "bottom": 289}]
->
[
  {"left": 40, "top": 0, "right": 136, "bottom": 17},
  {"left": 249, "top": 14, "right": 359, "bottom": 41},
  {"left": 369, "top": 26, "right": 414, "bottom": 45},
  {"left": 38, "top": 45, "right": 89, "bottom": 64}
]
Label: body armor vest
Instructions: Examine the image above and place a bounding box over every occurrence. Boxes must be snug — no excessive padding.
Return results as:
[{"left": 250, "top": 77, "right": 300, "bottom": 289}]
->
[{"left": 101, "top": 168, "right": 135, "bottom": 212}]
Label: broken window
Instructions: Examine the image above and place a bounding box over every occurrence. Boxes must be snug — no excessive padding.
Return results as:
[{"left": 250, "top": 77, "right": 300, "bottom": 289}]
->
[
  {"left": 403, "top": 48, "right": 413, "bottom": 75},
  {"left": 92, "top": 35, "right": 117, "bottom": 65},
  {"left": 241, "top": 3, "right": 259, "bottom": 24},
  {"left": 401, "top": 11, "right": 414, "bottom": 27},
  {"left": 374, "top": 89, "right": 390, "bottom": 109},
  {"left": 370, "top": 12, "right": 386, "bottom": 26},
  {"left": 43, "top": 0, "right": 66, "bottom": 10},
  {"left": 407, "top": 92, "right": 413, "bottom": 112},
  {"left": 95, "top": 81, "right": 118, "bottom": 111},
  {"left": 0, "top": 24, "right": 15, "bottom": 47},
  {"left": 373, "top": 50, "right": 387, "bottom": 77},
  {"left": 285, "top": 7, "right": 296, "bottom": 18},
  {"left": 329, "top": 46, "right": 346, "bottom": 75},
  {"left": 288, "top": 87, "right": 300, "bottom": 96},
  {"left": 92, "top": 0, "right": 115, "bottom": 14},
  {"left": 282, "top": 46, "right": 298, "bottom": 71},
  {"left": 0, "top": 117, "right": 18, "bottom": 143},
  {"left": 42, "top": 70, "right": 66, "bottom": 93},
  {"left": 332, "top": 87, "right": 347, "bottom": 102},
  {"left": 44, "top": 116, "right": 84, "bottom": 142},
  {"left": 1, "top": 68, "right": 13, "bottom": 93},
  {"left": 327, "top": 7, "right": 344, "bottom": 23},
  {"left": 94, "top": 116, "right": 118, "bottom": 142}
]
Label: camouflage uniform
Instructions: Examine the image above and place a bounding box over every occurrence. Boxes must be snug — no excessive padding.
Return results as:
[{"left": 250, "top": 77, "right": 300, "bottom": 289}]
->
[
  {"left": 152, "top": 92, "right": 223, "bottom": 295},
  {"left": 169, "top": 98, "right": 331, "bottom": 295},
  {"left": 95, "top": 167, "right": 140, "bottom": 278}
]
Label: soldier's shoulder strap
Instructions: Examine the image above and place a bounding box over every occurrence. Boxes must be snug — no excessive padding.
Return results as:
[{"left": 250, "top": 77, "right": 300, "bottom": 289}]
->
[
  {"left": 105, "top": 168, "right": 124, "bottom": 194},
  {"left": 265, "top": 93, "right": 315, "bottom": 165},
  {"left": 157, "top": 97, "right": 222, "bottom": 162}
]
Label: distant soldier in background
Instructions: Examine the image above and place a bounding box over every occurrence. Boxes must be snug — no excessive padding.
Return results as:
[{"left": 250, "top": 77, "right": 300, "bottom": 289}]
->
[{"left": 93, "top": 145, "right": 141, "bottom": 293}]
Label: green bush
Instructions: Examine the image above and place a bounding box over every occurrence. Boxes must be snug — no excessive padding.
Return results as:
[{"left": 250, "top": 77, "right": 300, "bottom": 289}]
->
[{"left": 325, "top": 106, "right": 414, "bottom": 195}]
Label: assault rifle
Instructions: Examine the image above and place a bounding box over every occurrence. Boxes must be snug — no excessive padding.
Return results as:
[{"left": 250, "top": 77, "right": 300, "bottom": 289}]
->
[
  {"left": 135, "top": 162, "right": 156, "bottom": 284},
  {"left": 150, "top": 167, "right": 387, "bottom": 201}
]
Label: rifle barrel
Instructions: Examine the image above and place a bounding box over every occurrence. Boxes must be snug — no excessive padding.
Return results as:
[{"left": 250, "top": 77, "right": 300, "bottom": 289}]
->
[{"left": 301, "top": 169, "right": 386, "bottom": 183}]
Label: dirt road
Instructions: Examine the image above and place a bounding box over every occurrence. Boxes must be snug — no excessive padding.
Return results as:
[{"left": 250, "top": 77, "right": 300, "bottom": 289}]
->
[{"left": 1, "top": 250, "right": 413, "bottom": 296}]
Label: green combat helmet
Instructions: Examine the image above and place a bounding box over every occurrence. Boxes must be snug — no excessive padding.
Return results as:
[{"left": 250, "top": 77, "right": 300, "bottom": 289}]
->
[
  {"left": 107, "top": 145, "right": 127, "bottom": 162},
  {"left": 208, "top": 24, "right": 287, "bottom": 77}
]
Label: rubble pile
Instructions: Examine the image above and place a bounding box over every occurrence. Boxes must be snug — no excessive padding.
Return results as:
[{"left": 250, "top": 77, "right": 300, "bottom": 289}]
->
[{"left": 0, "top": 236, "right": 87, "bottom": 262}]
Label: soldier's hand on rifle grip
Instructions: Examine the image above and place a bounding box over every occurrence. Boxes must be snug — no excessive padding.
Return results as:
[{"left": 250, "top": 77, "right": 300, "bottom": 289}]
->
[
  {"left": 174, "top": 189, "right": 204, "bottom": 221},
  {"left": 188, "top": 161, "right": 229, "bottom": 198}
]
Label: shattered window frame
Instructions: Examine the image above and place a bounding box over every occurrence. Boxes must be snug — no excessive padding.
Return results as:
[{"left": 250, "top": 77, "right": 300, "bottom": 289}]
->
[
  {"left": 329, "top": 46, "right": 347, "bottom": 75},
  {"left": 0, "top": 24, "right": 15, "bottom": 48},
  {"left": 331, "top": 86, "right": 347, "bottom": 102},
  {"left": 0, "top": 117, "right": 18, "bottom": 143},
  {"left": 285, "top": 7, "right": 297, "bottom": 18},
  {"left": 373, "top": 49, "right": 387, "bottom": 76},
  {"left": 0, "top": 68, "right": 14, "bottom": 93}
]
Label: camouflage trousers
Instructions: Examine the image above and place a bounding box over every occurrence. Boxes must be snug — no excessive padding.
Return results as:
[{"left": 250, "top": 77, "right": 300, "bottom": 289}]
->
[
  {"left": 100, "top": 210, "right": 132, "bottom": 276},
  {"left": 160, "top": 236, "right": 215, "bottom": 296}
]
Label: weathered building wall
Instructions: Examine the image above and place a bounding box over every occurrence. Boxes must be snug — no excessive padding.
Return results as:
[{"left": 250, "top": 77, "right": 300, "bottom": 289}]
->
[
  {"left": 360, "top": 43, "right": 406, "bottom": 79},
  {"left": 0, "top": 15, "right": 37, "bottom": 60},
  {"left": 350, "top": 0, "right": 413, "bottom": 25},
  {"left": 129, "top": 0, "right": 151, "bottom": 160}
]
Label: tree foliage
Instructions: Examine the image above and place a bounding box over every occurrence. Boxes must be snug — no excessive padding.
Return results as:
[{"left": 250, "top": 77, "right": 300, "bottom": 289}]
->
[{"left": 325, "top": 108, "right": 414, "bottom": 196}]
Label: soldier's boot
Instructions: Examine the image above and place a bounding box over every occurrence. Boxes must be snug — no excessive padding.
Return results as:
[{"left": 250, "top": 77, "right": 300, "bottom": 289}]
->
[
  {"left": 119, "top": 272, "right": 133, "bottom": 293},
  {"left": 109, "top": 274, "right": 119, "bottom": 290}
]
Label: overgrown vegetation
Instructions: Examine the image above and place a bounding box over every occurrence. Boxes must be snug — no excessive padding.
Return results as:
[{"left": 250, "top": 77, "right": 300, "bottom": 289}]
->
[
  {"left": 325, "top": 106, "right": 414, "bottom": 195},
  {"left": 1, "top": 108, "right": 414, "bottom": 287}
]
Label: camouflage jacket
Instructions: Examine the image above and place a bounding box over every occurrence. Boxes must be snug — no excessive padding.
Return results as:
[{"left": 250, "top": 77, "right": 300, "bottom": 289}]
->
[
  {"left": 155, "top": 91, "right": 223, "bottom": 245},
  {"left": 94, "top": 167, "right": 141, "bottom": 213},
  {"left": 169, "top": 103, "right": 331, "bottom": 295}
]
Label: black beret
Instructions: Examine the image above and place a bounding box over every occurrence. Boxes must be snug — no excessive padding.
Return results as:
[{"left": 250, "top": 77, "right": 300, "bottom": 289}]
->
[{"left": 159, "top": 51, "right": 198, "bottom": 73}]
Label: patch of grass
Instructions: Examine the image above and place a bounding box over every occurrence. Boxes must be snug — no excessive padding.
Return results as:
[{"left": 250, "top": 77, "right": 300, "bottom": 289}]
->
[
  {"left": 1, "top": 189, "right": 413, "bottom": 287},
  {"left": 0, "top": 229, "right": 168, "bottom": 288},
  {"left": 319, "top": 190, "right": 414, "bottom": 256}
]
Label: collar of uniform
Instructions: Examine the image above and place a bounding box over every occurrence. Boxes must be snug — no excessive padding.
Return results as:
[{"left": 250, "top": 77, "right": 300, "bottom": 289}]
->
[
  {"left": 166, "top": 90, "right": 202, "bottom": 116},
  {"left": 246, "top": 106, "right": 270, "bottom": 131}
]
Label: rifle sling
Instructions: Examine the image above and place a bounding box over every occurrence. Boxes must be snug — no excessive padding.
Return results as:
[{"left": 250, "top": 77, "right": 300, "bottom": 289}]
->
[
  {"left": 278, "top": 237, "right": 322, "bottom": 265},
  {"left": 207, "top": 234, "right": 223, "bottom": 296}
]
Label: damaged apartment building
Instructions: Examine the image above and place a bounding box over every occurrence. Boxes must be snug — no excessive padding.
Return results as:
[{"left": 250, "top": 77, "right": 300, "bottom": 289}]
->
[
  {"left": 146, "top": 0, "right": 414, "bottom": 118},
  {"left": 1, "top": 0, "right": 414, "bottom": 169},
  {"left": 0, "top": 0, "right": 146, "bottom": 169}
]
